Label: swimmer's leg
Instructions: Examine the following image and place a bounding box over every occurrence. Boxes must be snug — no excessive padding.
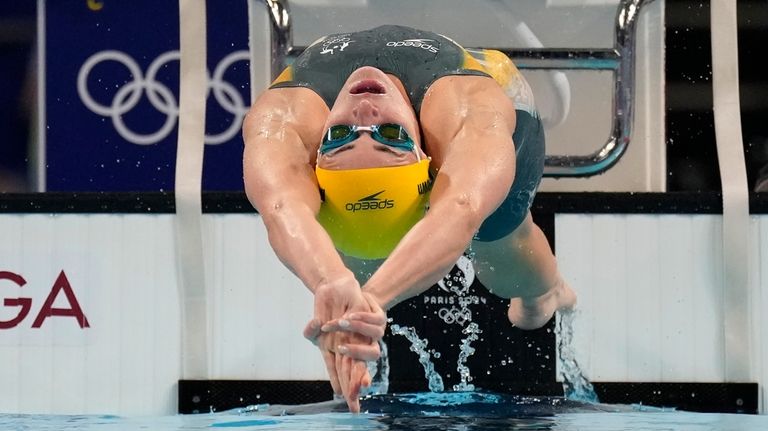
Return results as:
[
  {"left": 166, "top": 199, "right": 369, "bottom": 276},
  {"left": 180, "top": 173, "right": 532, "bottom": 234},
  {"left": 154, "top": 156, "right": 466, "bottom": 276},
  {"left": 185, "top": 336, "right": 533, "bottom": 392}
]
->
[{"left": 471, "top": 212, "right": 576, "bottom": 329}]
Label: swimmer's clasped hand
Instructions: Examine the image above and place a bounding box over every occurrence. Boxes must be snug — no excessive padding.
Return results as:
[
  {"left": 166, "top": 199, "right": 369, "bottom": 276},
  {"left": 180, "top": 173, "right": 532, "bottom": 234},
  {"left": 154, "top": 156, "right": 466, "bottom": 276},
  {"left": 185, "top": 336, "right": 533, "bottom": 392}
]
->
[
  {"left": 303, "top": 318, "right": 323, "bottom": 346},
  {"left": 308, "top": 277, "right": 383, "bottom": 413},
  {"left": 321, "top": 310, "right": 387, "bottom": 340}
]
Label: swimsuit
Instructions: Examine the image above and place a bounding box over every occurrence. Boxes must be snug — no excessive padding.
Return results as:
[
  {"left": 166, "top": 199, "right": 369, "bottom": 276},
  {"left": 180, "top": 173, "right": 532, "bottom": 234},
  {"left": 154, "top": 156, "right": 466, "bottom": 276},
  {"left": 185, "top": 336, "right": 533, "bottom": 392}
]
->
[{"left": 271, "top": 25, "right": 544, "bottom": 241}]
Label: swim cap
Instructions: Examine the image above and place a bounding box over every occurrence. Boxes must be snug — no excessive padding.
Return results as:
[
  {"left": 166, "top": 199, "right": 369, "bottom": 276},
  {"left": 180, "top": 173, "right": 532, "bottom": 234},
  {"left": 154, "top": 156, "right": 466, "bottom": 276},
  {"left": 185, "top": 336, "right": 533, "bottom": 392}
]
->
[{"left": 316, "top": 159, "right": 431, "bottom": 259}]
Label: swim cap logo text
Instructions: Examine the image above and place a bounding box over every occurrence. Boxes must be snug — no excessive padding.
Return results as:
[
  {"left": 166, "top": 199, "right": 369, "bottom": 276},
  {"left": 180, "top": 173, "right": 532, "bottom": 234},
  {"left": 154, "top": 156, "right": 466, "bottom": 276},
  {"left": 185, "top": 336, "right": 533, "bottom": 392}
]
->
[
  {"left": 346, "top": 191, "right": 395, "bottom": 212},
  {"left": 386, "top": 39, "right": 439, "bottom": 54}
]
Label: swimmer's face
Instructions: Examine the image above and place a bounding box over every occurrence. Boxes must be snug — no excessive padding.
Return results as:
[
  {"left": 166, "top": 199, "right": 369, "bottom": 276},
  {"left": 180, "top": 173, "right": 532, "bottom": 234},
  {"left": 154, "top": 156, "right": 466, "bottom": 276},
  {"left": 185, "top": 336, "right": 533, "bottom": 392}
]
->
[{"left": 317, "top": 66, "right": 423, "bottom": 170}]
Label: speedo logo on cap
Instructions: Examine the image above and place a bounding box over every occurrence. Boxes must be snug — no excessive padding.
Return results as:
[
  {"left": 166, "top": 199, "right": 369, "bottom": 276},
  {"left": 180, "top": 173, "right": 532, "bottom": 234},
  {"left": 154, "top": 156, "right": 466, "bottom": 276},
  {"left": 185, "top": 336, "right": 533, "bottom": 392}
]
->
[
  {"left": 346, "top": 190, "right": 394, "bottom": 212},
  {"left": 386, "top": 38, "right": 439, "bottom": 53}
]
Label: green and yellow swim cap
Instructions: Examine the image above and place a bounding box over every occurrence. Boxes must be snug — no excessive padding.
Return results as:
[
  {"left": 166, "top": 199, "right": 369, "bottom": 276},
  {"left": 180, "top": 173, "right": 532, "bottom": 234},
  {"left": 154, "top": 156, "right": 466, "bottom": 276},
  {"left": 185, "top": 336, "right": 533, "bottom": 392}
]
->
[{"left": 316, "top": 159, "right": 431, "bottom": 259}]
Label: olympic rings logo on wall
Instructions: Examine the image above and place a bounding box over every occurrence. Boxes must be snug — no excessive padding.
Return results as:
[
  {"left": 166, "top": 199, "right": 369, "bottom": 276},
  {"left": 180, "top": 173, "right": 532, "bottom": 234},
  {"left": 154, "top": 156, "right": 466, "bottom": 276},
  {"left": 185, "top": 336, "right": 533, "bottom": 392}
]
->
[
  {"left": 77, "top": 49, "right": 250, "bottom": 146},
  {"left": 438, "top": 306, "right": 472, "bottom": 325}
]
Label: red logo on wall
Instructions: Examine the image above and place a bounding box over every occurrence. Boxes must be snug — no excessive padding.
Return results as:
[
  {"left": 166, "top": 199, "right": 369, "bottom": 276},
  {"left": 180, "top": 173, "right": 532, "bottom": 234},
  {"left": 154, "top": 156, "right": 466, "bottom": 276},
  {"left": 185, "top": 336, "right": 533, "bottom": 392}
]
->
[{"left": 0, "top": 270, "right": 90, "bottom": 329}]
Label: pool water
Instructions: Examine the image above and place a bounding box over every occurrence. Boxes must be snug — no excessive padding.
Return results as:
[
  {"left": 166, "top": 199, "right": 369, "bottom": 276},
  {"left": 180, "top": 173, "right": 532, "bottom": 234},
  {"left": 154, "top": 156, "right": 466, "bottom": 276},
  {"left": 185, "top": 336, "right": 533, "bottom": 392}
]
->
[{"left": 2, "top": 392, "right": 767, "bottom": 431}]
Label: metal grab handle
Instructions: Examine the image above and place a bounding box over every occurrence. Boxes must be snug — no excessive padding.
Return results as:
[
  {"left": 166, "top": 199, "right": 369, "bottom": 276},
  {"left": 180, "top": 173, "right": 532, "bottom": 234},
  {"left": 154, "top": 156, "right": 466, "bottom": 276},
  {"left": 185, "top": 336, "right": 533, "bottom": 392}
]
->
[
  {"left": 521, "top": 0, "right": 654, "bottom": 177},
  {"left": 259, "top": 0, "right": 655, "bottom": 178},
  {"left": 264, "top": 0, "right": 292, "bottom": 80}
]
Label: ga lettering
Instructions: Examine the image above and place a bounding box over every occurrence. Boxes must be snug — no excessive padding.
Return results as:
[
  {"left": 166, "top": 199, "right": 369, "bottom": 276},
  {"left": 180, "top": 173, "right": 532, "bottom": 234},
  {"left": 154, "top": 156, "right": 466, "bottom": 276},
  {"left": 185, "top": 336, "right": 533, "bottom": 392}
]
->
[{"left": 0, "top": 270, "right": 90, "bottom": 329}]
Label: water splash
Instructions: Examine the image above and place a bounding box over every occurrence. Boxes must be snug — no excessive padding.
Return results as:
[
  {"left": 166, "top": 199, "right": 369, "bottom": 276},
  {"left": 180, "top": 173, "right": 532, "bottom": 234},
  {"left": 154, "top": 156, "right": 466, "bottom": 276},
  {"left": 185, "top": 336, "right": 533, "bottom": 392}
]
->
[
  {"left": 389, "top": 256, "right": 485, "bottom": 393},
  {"left": 556, "top": 308, "right": 599, "bottom": 403},
  {"left": 363, "top": 340, "right": 390, "bottom": 396},
  {"left": 446, "top": 262, "right": 481, "bottom": 391},
  {"left": 453, "top": 322, "right": 481, "bottom": 391},
  {"left": 389, "top": 324, "right": 444, "bottom": 392}
]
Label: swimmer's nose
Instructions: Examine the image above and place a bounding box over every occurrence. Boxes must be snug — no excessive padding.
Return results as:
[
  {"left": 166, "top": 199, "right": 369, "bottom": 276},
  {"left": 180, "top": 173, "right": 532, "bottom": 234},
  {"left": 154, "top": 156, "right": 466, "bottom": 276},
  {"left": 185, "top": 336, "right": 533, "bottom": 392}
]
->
[{"left": 352, "top": 99, "right": 380, "bottom": 123}]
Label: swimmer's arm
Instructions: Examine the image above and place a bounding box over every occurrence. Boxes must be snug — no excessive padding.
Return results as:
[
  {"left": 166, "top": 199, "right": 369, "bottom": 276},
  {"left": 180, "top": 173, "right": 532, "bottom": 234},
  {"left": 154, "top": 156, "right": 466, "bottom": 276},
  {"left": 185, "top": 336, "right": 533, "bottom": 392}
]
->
[
  {"left": 363, "top": 75, "right": 517, "bottom": 309},
  {"left": 242, "top": 87, "right": 356, "bottom": 292},
  {"left": 244, "top": 88, "right": 379, "bottom": 413}
]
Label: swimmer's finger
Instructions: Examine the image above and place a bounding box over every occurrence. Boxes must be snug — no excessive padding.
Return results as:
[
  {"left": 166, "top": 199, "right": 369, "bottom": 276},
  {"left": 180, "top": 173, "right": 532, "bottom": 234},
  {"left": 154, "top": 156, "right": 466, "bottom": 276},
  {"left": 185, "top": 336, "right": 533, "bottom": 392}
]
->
[
  {"left": 361, "top": 369, "right": 372, "bottom": 389},
  {"left": 346, "top": 360, "right": 369, "bottom": 413},
  {"left": 352, "top": 360, "right": 370, "bottom": 389},
  {"left": 337, "top": 353, "right": 359, "bottom": 413},
  {"left": 346, "top": 311, "right": 387, "bottom": 326},
  {"left": 322, "top": 319, "right": 385, "bottom": 339},
  {"left": 315, "top": 334, "right": 336, "bottom": 353},
  {"left": 321, "top": 349, "right": 341, "bottom": 395},
  {"left": 338, "top": 342, "right": 381, "bottom": 362},
  {"left": 303, "top": 318, "right": 322, "bottom": 345},
  {"left": 342, "top": 357, "right": 363, "bottom": 414}
]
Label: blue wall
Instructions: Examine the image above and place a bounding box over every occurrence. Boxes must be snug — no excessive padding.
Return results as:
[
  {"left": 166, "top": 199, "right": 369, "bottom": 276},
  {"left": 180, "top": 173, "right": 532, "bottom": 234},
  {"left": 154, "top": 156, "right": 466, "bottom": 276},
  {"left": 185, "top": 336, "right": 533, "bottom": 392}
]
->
[{"left": 44, "top": 0, "right": 250, "bottom": 191}]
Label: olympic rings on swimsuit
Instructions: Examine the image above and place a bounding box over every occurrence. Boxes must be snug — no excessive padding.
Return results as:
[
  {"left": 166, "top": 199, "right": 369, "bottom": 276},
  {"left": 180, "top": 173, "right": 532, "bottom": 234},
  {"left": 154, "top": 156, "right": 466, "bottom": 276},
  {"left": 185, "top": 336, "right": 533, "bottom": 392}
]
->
[{"left": 77, "top": 49, "right": 250, "bottom": 145}]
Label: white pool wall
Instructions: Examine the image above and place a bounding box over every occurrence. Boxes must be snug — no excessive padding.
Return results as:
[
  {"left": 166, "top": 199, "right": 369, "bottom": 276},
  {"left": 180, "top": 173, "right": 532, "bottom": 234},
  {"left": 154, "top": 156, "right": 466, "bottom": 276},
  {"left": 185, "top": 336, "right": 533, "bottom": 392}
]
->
[{"left": 0, "top": 212, "right": 765, "bottom": 415}]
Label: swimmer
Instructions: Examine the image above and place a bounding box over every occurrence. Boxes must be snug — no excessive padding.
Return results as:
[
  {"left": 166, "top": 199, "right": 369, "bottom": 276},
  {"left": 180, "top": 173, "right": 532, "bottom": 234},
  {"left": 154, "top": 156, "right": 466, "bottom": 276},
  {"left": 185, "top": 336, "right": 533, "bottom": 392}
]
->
[{"left": 242, "top": 25, "right": 576, "bottom": 413}]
